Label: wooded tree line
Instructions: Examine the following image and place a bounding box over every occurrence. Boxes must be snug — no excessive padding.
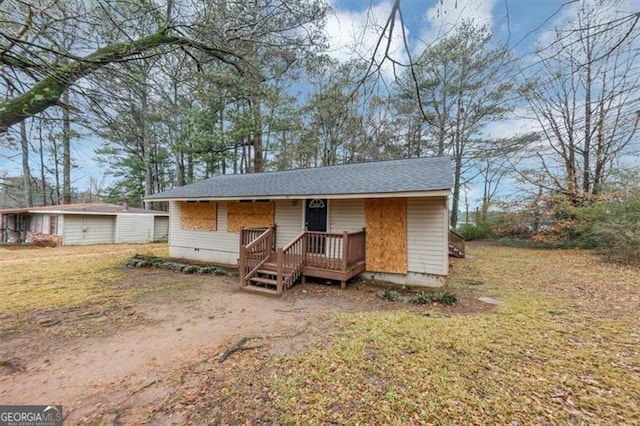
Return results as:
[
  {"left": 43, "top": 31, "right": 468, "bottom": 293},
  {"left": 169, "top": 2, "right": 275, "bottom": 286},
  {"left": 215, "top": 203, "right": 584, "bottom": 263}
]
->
[{"left": 1, "top": 0, "right": 638, "bottom": 227}]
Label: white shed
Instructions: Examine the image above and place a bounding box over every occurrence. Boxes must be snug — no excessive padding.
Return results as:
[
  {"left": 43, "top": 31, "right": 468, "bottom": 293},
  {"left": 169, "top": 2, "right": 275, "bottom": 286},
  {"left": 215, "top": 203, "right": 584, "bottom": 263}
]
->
[{"left": 0, "top": 203, "right": 169, "bottom": 246}]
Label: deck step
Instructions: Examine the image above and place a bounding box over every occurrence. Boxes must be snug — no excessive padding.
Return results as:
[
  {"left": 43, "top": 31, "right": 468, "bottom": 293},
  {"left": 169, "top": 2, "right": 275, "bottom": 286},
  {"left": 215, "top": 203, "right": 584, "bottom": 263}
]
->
[
  {"left": 261, "top": 262, "right": 278, "bottom": 271},
  {"left": 249, "top": 276, "right": 278, "bottom": 286},
  {"left": 448, "top": 244, "right": 465, "bottom": 258},
  {"left": 257, "top": 269, "right": 278, "bottom": 276},
  {"left": 243, "top": 284, "right": 280, "bottom": 295}
]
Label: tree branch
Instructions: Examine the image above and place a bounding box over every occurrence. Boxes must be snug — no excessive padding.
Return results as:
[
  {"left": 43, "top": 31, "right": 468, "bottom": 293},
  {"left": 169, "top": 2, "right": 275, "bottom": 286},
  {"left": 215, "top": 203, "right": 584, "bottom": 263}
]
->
[{"left": 0, "top": 29, "right": 246, "bottom": 132}]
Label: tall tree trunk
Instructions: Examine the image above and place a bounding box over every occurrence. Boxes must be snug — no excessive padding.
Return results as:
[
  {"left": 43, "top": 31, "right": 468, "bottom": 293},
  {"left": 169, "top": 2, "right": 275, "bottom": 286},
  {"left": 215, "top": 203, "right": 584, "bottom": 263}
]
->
[
  {"left": 582, "top": 51, "right": 592, "bottom": 198},
  {"left": 451, "top": 160, "right": 462, "bottom": 228},
  {"left": 20, "top": 121, "right": 33, "bottom": 207},
  {"left": 252, "top": 97, "right": 263, "bottom": 173},
  {"left": 141, "top": 77, "right": 153, "bottom": 209},
  {"left": 176, "top": 151, "right": 185, "bottom": 186},
  {"left": 62, "top": 89, "right": 72, "bottom": 204},
  {"left": 52, "top": 139, "right": 61, "bottom": 204},
  {"left": 38, "top": 124, "right": 46, "bottom": 206}
]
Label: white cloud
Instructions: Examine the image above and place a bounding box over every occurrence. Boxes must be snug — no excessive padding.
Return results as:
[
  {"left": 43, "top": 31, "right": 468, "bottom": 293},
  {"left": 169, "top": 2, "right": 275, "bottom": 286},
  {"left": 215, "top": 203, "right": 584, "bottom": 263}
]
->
[
  {"left": 483, "top": 107, "right": 541, "bottom": 141},
  {"left": 536, "top": 0, "right": 640, "bottom": 53},
  {"left": 419, "top": 0, "right": 497, "bottom": 46},
  {"left": 324, "top": 1, "right": 408, "bottom": 79}
]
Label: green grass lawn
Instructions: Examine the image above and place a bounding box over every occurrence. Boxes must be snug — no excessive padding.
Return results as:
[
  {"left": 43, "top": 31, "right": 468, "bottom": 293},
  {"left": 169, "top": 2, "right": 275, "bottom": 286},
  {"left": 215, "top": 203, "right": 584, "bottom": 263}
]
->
[{"left": 212, "top": 244, "right": 640, "bottom": 424}]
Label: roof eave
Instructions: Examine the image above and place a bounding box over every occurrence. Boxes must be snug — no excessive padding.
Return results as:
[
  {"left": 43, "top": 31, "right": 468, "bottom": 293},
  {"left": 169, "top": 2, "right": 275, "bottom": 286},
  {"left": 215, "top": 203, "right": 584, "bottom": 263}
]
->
[{"left": 145, "top": 189, "right": 452, "bottom": 202}]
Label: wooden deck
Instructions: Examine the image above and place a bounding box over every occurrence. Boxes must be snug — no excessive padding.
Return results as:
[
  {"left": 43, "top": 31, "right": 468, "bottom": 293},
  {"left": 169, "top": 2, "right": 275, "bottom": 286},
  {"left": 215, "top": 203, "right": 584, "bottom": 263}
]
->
[
  {"left": 238, "top": 227, "right": 366, "bottom": 295},
  {"left": 448, "top": 229, "right": 466, "bottom": 258}
]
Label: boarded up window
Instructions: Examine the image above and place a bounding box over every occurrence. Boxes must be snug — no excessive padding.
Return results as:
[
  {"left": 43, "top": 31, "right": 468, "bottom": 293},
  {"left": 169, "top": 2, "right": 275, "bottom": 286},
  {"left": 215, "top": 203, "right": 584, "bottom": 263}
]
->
[
  {"left": 180, "top": 202, "right": 217, "bottom": 231},
  {"left": 365, "top": 198, "right": 407, "bottom": 274},
  {"left": 227, "top": 201, "right": 275, "bottom": 232}
]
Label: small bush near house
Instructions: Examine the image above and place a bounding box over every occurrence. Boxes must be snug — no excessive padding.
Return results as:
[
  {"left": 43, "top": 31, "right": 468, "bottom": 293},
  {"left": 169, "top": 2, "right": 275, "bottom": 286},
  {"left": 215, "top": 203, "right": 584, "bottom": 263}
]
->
[
  {"left": 435, "top": 292, "right": 458, "bottom": 305},
  {"left": 377, "top": 289, "right": 401, "bottom": 302},
  {"left": 409, "top": 291, "right": 458, "bottom": 305},
  {"left": 408, "top": 292, "right": 432, "bottom": 304},
  {"left": 457, "top": 222, "right": 492, "bottom": 240},
  {"left": 127, "top": 254, "right": 228, "bottom": 275},
  {"left": 28, "top": 233, "right": 62, "bottom": 247}
]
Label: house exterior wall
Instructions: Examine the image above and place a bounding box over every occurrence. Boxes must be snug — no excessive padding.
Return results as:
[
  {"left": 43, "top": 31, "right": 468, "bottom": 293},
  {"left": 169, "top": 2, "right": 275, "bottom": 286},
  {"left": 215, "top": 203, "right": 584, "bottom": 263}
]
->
[
  {"left": 167, "top": 196, "right": 449, "bottom": 286},
  {"left": 407, "top": 197, "right": 448, "bottom": 276},
  {"left": 329, "top": 199, "right": 365, "bottom": 232},
  {"left": 169, "top": 201, "right": 238, "bottom": 264},
  {"left": 153, "top": 216, "right": 169, "bottom": 241},
  {"left": 116, "top": 214, "right": 154, "bottom": 243},
  {"left": 62, "top": 215, "right": 115, "bottom": 245},
  {"left": 274, "top": 200, "right": 303, "bottom": 247},
  {"left": 328, "top": 196, "right": 447, "bottom": 285},
  {"left": 169, "top": 200, "right": 304, "bottom": 264}
]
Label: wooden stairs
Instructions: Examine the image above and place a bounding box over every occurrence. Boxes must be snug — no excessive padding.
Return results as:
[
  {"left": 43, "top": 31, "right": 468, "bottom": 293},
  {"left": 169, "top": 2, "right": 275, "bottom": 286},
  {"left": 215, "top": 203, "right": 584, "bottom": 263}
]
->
[
  {"left": 244, "top": 257, "right": 281, "bottom": 295},
  {"left": 448, "top": 229, "right": 466, "bottom": 258},
  {"left": 239, "top": 227, "right": 367, "bottom": 296}
]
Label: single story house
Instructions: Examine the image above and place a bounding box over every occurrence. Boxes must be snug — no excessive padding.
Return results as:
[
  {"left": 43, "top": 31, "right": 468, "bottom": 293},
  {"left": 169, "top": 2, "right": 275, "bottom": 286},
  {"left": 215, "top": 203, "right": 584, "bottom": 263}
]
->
[
  {"left": 147, "top": 156, "right": 459, "bottom": 294},
  {"left": 0, "top": 202, "right": 169, "bottom": 245}
]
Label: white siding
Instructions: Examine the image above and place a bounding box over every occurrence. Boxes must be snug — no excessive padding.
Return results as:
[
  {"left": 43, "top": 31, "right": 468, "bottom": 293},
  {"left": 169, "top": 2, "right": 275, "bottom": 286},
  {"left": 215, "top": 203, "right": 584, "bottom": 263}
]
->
[
  {"left": 63, "top": 215, "right": 115, "bottom": 245},
  {"left": 169, "top": 201, "right": 239, "bottom": 265},
  {"left": 407, "top": 197, "right": 448, "bottom": 276},
  {"left": 153, "top": 216, "right": 169, "bottom": 241},
  {"left": 329, "top": 199, "right": 365, "bottom": 232},
  {"left": 274, "top": 200, "right": 303, "bottom": 247},
  {"left": 116, "top": 214, "right": 154, "bottom": 243}
]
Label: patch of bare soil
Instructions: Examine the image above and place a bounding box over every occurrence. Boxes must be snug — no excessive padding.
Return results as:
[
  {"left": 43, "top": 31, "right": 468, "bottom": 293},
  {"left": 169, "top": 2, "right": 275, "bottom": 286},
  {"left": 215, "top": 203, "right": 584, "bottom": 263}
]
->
[{"left": 0, "top": 268, "right": 485, "bottom": 424}]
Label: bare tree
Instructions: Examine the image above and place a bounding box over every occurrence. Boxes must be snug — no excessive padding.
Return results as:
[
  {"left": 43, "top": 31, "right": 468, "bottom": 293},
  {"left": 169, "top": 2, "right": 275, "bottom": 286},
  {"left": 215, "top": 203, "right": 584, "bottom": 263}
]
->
[{"left": 520, "top": 0, "right": 639, "bottom": 203}]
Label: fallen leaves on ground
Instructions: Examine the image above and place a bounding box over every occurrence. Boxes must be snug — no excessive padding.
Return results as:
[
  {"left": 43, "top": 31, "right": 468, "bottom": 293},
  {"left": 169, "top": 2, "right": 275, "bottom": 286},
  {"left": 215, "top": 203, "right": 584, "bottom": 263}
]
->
[
  {"left": 170, "top": 244, "right": 639, "bottom": 424},
  {"left": 0, "top": 243, "right": 174, "bottom": 335}
]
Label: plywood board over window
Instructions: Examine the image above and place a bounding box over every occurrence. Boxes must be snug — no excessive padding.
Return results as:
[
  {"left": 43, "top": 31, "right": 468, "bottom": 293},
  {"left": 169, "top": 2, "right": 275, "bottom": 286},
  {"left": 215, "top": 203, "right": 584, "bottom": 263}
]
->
[
  {"left": 227, "top": 201, "right": 275, "bottom": 232},
  {"left": 180, "top": 202, "right": 217, "bottom": 231},
  {"left": 365, "top": 198, "right": 407, "bottom": 274}
]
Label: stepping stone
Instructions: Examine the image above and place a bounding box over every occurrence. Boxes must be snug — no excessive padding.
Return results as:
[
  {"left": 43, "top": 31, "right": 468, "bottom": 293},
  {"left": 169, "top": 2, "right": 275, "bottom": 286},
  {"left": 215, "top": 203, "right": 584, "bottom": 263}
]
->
[{"left": 478, "top": 297, "right": 502, "bottom": 305}]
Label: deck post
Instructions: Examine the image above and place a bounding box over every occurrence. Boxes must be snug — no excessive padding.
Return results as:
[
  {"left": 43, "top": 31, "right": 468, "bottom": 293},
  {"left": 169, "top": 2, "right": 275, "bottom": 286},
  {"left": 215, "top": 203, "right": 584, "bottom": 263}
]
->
[
  {"left": 342, "top": 231, "right": 349, "bottom": 272},
  {"left": 301, "top": 231, "right": 308, "bottom": 266},
  {"left": 277, "top": 248, "right": 284, "bottom": 295},
  {"left": 238, "top": 227, "right": 246, "bottom": 288},
  {"left": 271, "top": 225, "right": 277, "bottom": 252}
]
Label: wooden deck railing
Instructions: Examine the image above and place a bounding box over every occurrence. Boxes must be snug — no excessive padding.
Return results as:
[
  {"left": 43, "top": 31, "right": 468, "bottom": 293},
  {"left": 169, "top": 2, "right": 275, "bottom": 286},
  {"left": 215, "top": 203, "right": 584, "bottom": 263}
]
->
[
  {"left": 449, "top": 229, "right": 466, "bottom": 258},
  {"left": 239, "top": 226, "right": 275, "bottom": 287},
  {"left": 239, "top": 227, "right": 366, "bottom": 294},
  {"left": 277, "top": 231, "right": 307, "bottom": 293},
  {"left": 345, "top": 230, "right": 366, "bottom": 267}
]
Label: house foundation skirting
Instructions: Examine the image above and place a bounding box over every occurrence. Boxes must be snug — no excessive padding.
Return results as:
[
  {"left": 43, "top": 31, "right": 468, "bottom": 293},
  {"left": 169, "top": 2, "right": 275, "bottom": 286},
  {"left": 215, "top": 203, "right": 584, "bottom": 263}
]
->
[{"left": 365, "top": 271, "right": 446, "bottom": 288}]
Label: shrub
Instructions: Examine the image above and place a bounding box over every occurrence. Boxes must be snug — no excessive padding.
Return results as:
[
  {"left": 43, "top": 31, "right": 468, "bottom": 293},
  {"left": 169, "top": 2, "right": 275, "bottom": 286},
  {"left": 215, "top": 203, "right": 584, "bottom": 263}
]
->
[
  {"left": 200, "top": 266, "right": 225, "bottom": 275},
  {"left": 182, "top": 265, "right": 200, "bottom": 274},
  {"left": 409, "top": 291, "right": 458, "bottom": 306},
  {"left": 28, "top": 233, "right": 62, "bottom": 247},
  {"left": 435, "top": 292, "right": 458, "bottom": 305},
  {"left": 409, "top": 292, "right": 433, "bottom": 305},
  {"left": 160, "top": 262, "right": 186, "bottom": 272},
  {"left": 457, "top": 222, "right": 492, "bottom": 240},
  {"left": 378, "top": 289, "right": 401, "bottom": 302}
]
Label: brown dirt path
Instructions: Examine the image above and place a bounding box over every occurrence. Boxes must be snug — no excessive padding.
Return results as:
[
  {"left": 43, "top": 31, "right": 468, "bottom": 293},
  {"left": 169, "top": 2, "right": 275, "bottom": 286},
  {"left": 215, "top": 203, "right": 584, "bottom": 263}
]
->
[{"left": 0, "top": 271, "right": 409, "bottom": 423}]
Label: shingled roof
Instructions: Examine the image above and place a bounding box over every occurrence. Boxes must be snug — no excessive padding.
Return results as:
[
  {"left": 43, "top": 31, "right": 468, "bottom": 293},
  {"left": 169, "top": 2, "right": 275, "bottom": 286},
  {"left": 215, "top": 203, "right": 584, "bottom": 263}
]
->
[{"left": 147, "top": 156, "right": 452, "bottom": 201}]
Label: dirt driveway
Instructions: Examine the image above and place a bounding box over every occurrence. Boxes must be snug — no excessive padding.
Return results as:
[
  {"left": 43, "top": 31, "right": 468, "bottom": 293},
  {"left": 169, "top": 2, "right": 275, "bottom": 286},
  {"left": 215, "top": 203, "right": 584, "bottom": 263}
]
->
[{"left": 1, "top": 257, "right": 482, "bottom": 424}]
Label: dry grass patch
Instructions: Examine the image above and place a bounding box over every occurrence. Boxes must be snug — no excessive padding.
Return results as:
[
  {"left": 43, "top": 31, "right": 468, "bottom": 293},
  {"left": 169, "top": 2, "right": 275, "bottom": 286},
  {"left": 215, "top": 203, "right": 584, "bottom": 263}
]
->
[
  {"left": 264, "top": 245, "right": 640, "bottom": 424},
  {"left": 0, "top": 243, "right": 168, "bottom": 333}
]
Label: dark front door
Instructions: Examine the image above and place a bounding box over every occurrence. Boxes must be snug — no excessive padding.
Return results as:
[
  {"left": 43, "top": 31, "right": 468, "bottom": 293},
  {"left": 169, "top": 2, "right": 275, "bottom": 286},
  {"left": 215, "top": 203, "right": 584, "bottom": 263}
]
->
[
  {"left": 305, "top": 199, "right": 327, "bottom": 254},
  {"left": 305, "top": 199, "right": 327, "bottom": 232}
]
